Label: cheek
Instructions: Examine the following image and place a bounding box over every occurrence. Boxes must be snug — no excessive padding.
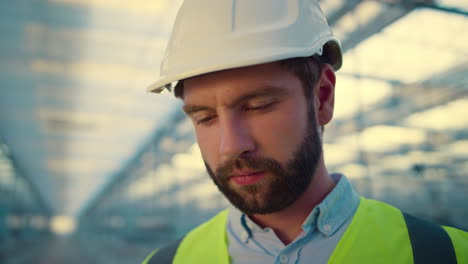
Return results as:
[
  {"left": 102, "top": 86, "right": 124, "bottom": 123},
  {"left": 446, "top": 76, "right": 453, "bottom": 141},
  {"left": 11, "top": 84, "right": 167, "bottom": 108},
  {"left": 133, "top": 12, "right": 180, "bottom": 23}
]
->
[
  {"left": 195, "top": 127, "right": 220, "bottom": 168},
  {"left": 251, "top": 103, "right": 308, "bottom": 161}
]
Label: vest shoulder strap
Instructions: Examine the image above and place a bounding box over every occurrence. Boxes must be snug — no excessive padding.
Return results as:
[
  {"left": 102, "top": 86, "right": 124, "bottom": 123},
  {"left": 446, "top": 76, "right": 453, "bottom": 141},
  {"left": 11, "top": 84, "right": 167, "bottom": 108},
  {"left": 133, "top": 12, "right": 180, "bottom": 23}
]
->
[
  {"left": 403, "top": 212, "right": 457, "bottom": 264},
  {"left": 146, "top": 237, "right": 184, "bottom": 264},
  {"left": 143, "top": 209, "right": 229, "bottom": 264}
]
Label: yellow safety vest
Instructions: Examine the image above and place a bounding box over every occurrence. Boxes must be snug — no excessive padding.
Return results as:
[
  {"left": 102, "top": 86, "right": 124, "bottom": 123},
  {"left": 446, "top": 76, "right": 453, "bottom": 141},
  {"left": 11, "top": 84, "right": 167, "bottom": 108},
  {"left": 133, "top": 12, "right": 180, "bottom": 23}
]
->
[{"left": 143, "top": 197, "right": 468, "bottom": 264}]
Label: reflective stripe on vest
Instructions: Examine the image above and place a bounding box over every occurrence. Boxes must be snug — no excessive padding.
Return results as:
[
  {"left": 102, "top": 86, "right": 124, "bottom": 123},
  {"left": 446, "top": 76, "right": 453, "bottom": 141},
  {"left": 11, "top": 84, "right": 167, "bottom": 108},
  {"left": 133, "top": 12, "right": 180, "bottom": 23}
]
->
[{"left": 144, "top": 197, "right": 467, "bottom": 264}]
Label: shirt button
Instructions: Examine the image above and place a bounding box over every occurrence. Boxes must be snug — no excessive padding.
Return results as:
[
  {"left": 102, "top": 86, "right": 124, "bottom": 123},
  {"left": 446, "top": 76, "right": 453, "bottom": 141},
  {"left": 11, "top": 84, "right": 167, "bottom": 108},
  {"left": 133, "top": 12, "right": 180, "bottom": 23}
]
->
[
  {"left": 324, "top": 224, "right": 332, "bottom": 231},
  {"left": 279, "top": 254, "right": 289, "bottom": 263}
]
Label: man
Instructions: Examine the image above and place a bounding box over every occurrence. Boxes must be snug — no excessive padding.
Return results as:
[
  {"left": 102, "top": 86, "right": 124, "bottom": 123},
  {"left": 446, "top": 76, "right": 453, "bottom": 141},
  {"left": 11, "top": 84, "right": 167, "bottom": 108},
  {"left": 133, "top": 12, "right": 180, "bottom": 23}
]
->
[{"left": 143, "top": 0, "right": 467, "bottom": 263}]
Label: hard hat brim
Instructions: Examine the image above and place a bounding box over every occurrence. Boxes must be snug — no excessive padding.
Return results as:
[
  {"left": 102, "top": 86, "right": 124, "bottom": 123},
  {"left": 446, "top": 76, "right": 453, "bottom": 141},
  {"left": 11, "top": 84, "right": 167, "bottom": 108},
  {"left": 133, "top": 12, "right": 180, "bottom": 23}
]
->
[{"left": 147, "top": 38, "right": 342, "bottom": 93}]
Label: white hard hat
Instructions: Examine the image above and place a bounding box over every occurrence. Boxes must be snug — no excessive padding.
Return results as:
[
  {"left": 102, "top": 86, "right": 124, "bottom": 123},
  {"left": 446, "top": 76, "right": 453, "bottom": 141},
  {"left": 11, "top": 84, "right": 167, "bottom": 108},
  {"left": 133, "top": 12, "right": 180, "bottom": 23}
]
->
[{"left": 147, "top": 0, "right": 342, "bottom": 93}]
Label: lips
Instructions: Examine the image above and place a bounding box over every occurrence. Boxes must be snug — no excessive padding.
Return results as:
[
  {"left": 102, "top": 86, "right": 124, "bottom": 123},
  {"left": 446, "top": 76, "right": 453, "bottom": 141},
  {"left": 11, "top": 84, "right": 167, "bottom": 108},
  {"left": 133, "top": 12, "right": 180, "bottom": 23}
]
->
[
  {"left": 231, "top": 169, "right": 260, "bottom": 176},
  {"left": 230, "top": 170, "right": 265, "bottom": 185}
]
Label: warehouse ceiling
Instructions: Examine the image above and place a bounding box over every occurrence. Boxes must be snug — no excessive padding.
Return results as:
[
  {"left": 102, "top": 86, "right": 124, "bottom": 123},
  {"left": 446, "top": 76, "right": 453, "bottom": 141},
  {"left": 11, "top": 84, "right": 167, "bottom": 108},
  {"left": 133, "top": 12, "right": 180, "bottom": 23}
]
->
[{"left": 0, "top": 0, "right": 183, "bottom": 215}]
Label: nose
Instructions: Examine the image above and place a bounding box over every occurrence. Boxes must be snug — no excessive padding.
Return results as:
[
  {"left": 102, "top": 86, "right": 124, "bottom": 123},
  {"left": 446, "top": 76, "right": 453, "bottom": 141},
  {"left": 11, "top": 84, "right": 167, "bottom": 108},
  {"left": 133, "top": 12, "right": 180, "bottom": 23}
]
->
[{"left": 219, "top": 113, "right": 256, "bottom": 163}]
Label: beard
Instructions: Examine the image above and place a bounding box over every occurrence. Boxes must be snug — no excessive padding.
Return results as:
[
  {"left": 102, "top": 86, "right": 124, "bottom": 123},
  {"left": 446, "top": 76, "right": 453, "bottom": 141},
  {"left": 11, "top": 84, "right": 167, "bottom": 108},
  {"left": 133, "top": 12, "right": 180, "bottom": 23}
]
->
[{"left": 204, "top": 105, "right": 322, "bottom": 215}]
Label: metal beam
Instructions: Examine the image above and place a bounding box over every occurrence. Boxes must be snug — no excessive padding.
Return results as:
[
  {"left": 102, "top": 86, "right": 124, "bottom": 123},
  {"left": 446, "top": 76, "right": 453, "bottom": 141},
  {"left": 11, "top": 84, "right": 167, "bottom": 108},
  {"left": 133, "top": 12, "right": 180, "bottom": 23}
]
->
[
  {"left": 327, "top": 63, "right": 468, "bottom": 138},
  {"left": 326, "top": 0, "right": 363, "bottom": 26},
  {"left": 341, "top": 3, "right": 415, "bottom": 52},
  {"left": 77, "top": 108, "right": 190, "bottom": 219},
  {"left": 417, "top": 3, "right": 468, "bottom": 16},
  {"left": 0, "top": 135, "right": 53, "bottom": 215}
]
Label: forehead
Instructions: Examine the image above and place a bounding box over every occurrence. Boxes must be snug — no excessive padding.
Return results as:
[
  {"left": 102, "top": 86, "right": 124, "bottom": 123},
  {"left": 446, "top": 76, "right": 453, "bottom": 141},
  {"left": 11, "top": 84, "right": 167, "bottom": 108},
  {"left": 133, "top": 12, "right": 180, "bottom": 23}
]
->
[{"left": 182, "top": 62, "right": 301, "bottom": 103}]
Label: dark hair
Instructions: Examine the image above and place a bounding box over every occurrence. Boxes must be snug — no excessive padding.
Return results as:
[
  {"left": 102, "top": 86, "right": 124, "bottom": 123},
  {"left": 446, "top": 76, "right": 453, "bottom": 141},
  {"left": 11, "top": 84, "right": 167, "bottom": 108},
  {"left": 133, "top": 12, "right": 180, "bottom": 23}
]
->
[
  {"left": 277, "top": 55, "right": 323, "bottom": 100},
  {"left": 174, "top": 55, "right": 324, "bottom": 99}
]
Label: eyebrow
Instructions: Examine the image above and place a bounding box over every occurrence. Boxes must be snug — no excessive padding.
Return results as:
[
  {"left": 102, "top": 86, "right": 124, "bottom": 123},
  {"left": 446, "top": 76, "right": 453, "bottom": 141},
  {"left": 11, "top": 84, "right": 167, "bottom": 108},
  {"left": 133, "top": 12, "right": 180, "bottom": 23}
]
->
[
  {"left": 183, "top": 105, "right": 214, "bottom": 116},
  {"left": 182, "top": 85, "right": 288, "bottom": 116}
]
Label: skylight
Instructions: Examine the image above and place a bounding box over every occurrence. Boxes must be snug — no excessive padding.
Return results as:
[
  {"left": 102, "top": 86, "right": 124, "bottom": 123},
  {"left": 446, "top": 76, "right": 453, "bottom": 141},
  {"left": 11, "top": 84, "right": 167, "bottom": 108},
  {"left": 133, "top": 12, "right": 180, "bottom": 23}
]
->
[{"left": 340, "top": 8, "right": 468, "bottom": 83}]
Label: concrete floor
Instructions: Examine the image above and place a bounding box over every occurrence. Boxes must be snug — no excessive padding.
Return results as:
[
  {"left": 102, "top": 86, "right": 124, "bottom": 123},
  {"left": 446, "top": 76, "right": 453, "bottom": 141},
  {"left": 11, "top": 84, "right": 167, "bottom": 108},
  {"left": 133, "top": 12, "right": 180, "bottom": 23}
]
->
[{"left": 2, "top": 235, "right": 155, "bottom": 264}]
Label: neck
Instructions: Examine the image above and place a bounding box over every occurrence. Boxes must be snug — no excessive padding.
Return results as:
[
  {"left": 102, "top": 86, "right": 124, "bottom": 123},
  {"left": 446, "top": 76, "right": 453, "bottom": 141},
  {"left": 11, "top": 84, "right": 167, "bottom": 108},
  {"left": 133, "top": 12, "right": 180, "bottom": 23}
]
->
[{"left": 249, "top": 157, "right": 335, "bottom": 245}]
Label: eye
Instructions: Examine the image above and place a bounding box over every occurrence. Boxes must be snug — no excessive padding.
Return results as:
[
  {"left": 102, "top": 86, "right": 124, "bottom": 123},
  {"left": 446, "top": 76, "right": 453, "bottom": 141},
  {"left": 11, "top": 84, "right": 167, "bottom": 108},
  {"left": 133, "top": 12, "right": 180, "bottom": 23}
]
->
[
  {"left": 245, "top": 99, "right": 277, "bottom": 111},
  {"left": 195, "top": 114, "right": 217, "bottom": 126}
]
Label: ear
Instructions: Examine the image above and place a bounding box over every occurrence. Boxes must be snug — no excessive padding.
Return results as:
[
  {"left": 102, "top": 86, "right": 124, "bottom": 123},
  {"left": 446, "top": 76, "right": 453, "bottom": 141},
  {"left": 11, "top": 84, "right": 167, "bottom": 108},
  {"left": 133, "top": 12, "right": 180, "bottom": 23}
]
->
[{"left": 313, "top": 64, "right": 336, "bottom": 126}]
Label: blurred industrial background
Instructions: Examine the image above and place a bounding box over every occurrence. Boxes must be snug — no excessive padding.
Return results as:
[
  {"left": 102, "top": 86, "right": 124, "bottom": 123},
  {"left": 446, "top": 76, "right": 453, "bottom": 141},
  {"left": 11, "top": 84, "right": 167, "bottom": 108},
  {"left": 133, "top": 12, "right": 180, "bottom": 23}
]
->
[{"left": 0, "top": 0, "right": 467, "bottom": 263}]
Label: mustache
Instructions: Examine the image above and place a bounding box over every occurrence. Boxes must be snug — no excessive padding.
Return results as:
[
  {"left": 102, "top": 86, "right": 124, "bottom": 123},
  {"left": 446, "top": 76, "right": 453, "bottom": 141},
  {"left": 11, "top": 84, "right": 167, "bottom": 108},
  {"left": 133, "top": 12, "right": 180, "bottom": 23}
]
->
[{"left": 215, "top": 156, "right": 283, "bottom": 180}]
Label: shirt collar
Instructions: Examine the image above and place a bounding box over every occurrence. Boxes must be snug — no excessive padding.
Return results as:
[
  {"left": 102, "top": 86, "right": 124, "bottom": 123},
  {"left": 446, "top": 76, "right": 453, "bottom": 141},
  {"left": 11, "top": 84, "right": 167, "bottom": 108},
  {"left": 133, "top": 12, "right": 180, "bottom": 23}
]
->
[
  {"left": 228, "top": 173, "right": 360, "bottom": 242},
  {"left": 306, "top": 173, "right": 360, "bottom": 237}
]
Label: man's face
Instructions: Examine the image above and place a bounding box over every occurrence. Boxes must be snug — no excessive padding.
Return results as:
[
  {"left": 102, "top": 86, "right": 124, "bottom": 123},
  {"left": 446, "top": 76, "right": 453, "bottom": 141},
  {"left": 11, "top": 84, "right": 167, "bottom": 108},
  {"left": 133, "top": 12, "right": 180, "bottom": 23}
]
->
[{"left": 183, "top": 62, "right": 322, "bottom": 215}]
